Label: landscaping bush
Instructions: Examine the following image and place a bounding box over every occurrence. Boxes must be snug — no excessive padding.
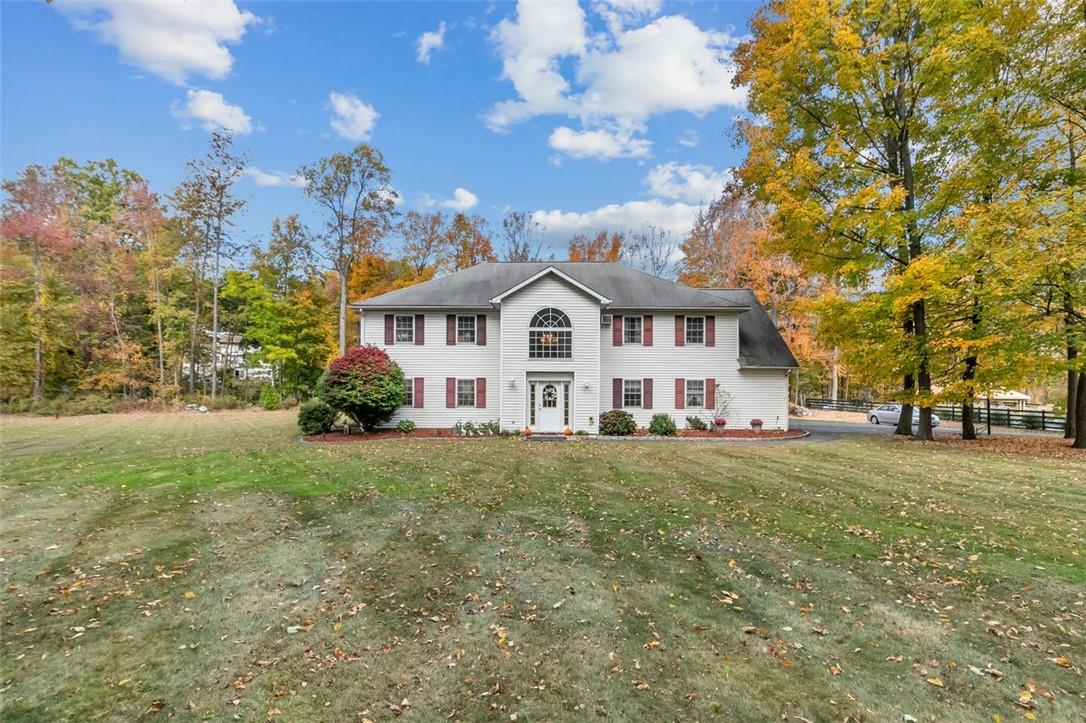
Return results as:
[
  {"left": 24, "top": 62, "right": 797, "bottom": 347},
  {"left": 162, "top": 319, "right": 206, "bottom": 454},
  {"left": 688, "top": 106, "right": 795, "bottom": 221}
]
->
[
  {"left": 396, "top": 419, "right": 417, "bottom": 433},
  {"left": 298, "top": 398, "right": 337, "bottom": 435},
  {"left": 648, "top": 413, "right": 677, "bottom": 436},
  {"left": 207, "top": 395, "right": 242, "bottom": 411},
  {"left": 317, "top": 345, "right": 405, "bottom": 431},
  {"left": 259, "top": 386, "right": 281, "bottom": 410},
  {"left": 599, "top": 409, "right": 636, "bottom": 436},
  {"left": 685, "top": 415, "right": 707, "bottom": 431}
]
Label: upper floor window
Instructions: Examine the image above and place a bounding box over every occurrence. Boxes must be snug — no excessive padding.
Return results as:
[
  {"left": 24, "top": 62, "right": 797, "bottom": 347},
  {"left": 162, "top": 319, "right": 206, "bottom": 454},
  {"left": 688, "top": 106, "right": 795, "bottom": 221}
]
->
[
  {"left": 623, "top": 315, "right": 643, "bottom": 344},
  {"left": 456, "top": 315, "right": 476, "bottom": 344},
  {"left": 529, "top": 308, "right": 572, "bottom": 359},
  {"left": 395, "top": 315, "right": 415, "bottom": 343},
  {"left": 685, "top": 316, "right": 705, "bottom": 345}
]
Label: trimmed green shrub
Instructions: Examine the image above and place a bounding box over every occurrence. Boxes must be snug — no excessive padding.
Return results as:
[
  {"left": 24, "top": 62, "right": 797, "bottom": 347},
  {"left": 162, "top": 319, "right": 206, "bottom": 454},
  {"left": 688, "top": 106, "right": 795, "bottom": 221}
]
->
[
  {"left": 259, "top": 386, "right": 281, "bottom": 410},
  {"left": 298, "top": 398, "right": 337, "bottom": 435},
  {"left": 685, "top": 415, "right": 707, "bottom": 431},
  {"left": 317, "top": 345, "right": 405, "bottom": 431},
  {"left": 648, "top": 413, "right": 677, "bottom": 436},
  {"left": 599, "top": 409, "right": 636, "bottom": 436},
  {"left": 396, "top": 419, "right": 417, "bottom": 433}
]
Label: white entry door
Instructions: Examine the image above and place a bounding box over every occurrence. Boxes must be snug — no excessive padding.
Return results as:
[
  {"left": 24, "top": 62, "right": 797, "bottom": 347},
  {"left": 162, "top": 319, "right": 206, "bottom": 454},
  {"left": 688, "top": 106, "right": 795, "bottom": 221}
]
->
[{"left": 534, "top": 382, "right": 563, "bottom": 433}]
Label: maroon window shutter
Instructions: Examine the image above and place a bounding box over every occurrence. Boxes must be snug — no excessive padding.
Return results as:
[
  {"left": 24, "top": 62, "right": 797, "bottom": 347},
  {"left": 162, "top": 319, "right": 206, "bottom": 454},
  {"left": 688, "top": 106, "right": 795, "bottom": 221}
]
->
[
  {"left": 477, "top": 314, "right": 487, "bottom": 345},
  {"left": 705, "top": 378, "right": 715, "bottom": 409},
  {"left": 675, "top": 378, "right": 685, "bottom": 409},
  {"left": 643, "top": 378, "right": 653, "bottom": 409},
  {"left": 613, "top": 378, "right": 623, "bottom": 409},
  {"left": 612, "top": 315, "right": 623, "bottom": 346},
  {"left": 384, "top": 314, "right": 394, "bottom": 345},
  {"left": 414, "top": 314, "right": 425, "bottom": 345},
  {"left": 705, "top": 315, "right": 716, "bottom": 347},
  {"left": 446, "top": 314, "right": 456, "bottom": 345},
  {"left": 414, "top": 378, "right": 424, "bottom": 408},
  {"left": 476, "top": 377, "right": 486, "bottom": 408},
  {"left": 674, "top": 315, "right": 685, "bottom": 346},
  {"left": 446, "top": 377, "right": 456, "bottom": 408},
  {"left": 643, "top": 315, "right": 653, "bottom": 346}
]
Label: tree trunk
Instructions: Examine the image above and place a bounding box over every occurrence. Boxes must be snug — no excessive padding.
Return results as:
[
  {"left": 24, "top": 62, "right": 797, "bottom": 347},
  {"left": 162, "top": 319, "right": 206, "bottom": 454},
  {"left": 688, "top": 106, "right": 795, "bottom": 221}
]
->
[
  {"left": 31, "top": 243, "right": 43, "bottom": 404},
  {"left": 913, "top": 300, "right": 934, "bottom": 442},
  {"left": 962, "top": 403, "right": 976, "bottom": 440},
  {"left": 188, "top": 278, "right": 201, "bottom": 395},
  {"left": 895, "top": 372, "right": 914, "bottom": 436},
  {"left": 338, "top": 269, "right": 347, "bottom": 355},
  {"left": 830, "top": 347, "right": 840, "bottom": 401},
  {"left": 1073, "top": 373, "right": 1086, "bottom": 449},
  {"left": 210, "top": 264, "right": 220, "bottom": 400},
  {"left": 153, "top": 267, "right": 165, "bottom": 387}
]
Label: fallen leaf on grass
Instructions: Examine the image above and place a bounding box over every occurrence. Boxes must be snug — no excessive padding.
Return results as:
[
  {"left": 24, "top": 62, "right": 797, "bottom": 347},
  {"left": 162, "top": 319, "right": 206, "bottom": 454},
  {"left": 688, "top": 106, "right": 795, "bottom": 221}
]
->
[{"left": 926, "top": 677, "right": 944, "bottom": 688}]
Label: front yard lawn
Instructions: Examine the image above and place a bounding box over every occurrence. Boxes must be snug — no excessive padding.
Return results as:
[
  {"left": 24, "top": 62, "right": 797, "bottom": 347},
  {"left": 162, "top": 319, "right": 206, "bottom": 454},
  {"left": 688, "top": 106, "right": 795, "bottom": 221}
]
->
[{"left": 1, "top": 411, "right": 1082, "bottom": 721}]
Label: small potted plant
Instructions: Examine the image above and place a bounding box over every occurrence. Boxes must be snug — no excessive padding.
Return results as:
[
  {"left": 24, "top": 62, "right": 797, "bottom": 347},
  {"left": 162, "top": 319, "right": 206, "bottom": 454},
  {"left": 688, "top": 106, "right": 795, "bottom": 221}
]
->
[
  {"left": 750, "top": 418, "right": 764, "bottom": 432},
  {"left": 563, "top": 426, "right": 573, "bottom": 436},
  {"left": 712, "top": 416, "right": 727, "bottom": 431}
]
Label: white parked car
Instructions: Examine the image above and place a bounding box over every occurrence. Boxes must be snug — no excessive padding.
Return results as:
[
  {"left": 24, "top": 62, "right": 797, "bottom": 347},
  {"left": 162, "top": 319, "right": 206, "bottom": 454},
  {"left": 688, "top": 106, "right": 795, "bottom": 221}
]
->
[{"left": 868, "top": 404, "right": 940, "bottom": 427}]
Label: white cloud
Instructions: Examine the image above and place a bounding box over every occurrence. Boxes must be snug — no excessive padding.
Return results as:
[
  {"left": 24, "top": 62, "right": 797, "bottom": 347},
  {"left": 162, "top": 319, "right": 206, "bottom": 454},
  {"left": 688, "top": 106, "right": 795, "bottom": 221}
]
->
[
  {"left": 486, "top": 2, "right": 745, "bottom": 159},
  {"left": 677, "top": 129, "right": 699, "bottom": 147},
  {"left": 440, "top": 187, "right": 479, "bottom": 211},
  {"left": 548, "top": 126, "right": 651, "bottom": 160},
  {"left": 55, "top": 0, "right": 259, "bottom": 85},
  {"left": 244, "top": 167, "right": 306, "bottom": 188},
  {"left": 532, "top": 199, "right": 699, "bottom": 242},
  {"left": 328, "top": 91, "right": 379, "bottom": 142},
  {"left": 416, "top": 21, "right": 447, "bottom": 64},
  {"left": 644, "top": 162, "right": 730, "bottom": 203},
  {"left": 173, "top": 89, "right": 253, "bottom": 134}
]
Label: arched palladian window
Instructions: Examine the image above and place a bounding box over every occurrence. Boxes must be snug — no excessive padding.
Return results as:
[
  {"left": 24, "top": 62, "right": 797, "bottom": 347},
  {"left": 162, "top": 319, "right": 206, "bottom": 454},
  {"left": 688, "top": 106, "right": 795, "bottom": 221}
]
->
[{"left": 529, "top": 308, "right": 572, "bottom": 359}]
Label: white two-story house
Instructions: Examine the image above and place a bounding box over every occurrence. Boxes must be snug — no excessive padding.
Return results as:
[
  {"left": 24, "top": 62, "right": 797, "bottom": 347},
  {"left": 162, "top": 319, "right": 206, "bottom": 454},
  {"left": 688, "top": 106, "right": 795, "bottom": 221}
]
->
[{"left": 353, "top": 262, "right": 798, "bottom": 433}]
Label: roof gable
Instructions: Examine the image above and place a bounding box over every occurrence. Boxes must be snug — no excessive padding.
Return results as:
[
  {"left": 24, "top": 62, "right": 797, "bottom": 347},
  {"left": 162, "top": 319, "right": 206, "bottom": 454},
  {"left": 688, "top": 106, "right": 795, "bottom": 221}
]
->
[{"left": 489, "top": 265, "right": 612, "bottom": 304}]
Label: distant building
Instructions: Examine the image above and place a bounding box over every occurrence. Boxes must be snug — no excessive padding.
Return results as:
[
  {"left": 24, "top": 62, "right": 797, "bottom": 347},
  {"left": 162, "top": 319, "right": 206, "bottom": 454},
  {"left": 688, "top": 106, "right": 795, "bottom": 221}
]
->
[
  {"left": 181, "top": 330, "right": 274, "bottom": 383},
  {"left": 975, "top": 389, "right": 1031, "bottom": 410}
]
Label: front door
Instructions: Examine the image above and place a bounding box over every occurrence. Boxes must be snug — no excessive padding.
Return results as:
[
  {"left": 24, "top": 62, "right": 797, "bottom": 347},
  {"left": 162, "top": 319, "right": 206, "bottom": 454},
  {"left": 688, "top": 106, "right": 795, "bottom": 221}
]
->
[{"left": 533, "top": 382, "right": 563, "bottom": 433}]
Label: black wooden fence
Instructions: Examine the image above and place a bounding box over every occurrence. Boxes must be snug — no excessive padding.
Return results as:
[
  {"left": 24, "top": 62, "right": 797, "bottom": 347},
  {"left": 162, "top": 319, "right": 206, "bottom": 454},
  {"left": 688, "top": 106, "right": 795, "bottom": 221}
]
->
[{"left": 806, "top": 398, "right": 1065, "bottom": 432}]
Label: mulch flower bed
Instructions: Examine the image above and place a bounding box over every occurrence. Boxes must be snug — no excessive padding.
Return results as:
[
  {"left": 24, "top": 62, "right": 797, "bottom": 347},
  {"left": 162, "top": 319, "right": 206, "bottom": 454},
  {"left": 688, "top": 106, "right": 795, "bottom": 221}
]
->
[
  {"left": 630, "top": 428, "right": 806, "bottom": 439},
  {"left": 305, "top": 428, "right": 474, "bottom": 443},
  {"left": 307, "top": 428, "right": 808, "bottom": 442}
]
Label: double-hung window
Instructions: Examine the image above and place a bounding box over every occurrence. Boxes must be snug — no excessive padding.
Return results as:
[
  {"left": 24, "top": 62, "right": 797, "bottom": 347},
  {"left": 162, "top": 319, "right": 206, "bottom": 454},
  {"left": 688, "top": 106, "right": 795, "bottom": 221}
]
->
[
  {"left": 456, "top": 379, "right": 475, "bottom": 407},
  {"left": 623, "top": 379, "right": 643, "bottom": 408},
  {"left": 456, "top": 315, "right": 476, "bottom": 344},
  {"left": 404, "top": 378, "right": 414, "bottom": 407},
  {"left": 685, "top": 379, "right": 705, "bottom": 408},
  {"left": 395, "top": 315, "right": 415, "bottom": 343},
  {"left": 685, "top": 316, "right": 705, "bottom": 345},
  {"left": 623, "top": 315, "right": 643, "bottom": 344}
]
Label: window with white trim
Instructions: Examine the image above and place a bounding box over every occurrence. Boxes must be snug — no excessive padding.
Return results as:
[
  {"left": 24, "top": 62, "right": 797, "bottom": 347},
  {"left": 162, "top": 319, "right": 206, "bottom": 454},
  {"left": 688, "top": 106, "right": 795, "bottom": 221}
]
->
[
  {"left": 686, "top": 379, "right": 705, "bottom": 408},
  {"left": 404, "top": 378, "right": 413, "bottom": 407},
  {"left": 456, "top": 378, "right": 475, "bottom": 407},
  {"left": 623, "top": 315, "right": 643, "bottom": 344},
  {"left": 456, "top": 315, "right": 476, "bottom": 344},
  {"left": 529, "top": 308, "right": 572, "bottom": 359},
  {"left": 623, "top": 379, "right": 642, "bottom": 408},
  {"left": 685, "top": 316, "right": 705, "bottom": 345},
  {"left": 395, "top": 315, "right": 415, "bottom": 343}
]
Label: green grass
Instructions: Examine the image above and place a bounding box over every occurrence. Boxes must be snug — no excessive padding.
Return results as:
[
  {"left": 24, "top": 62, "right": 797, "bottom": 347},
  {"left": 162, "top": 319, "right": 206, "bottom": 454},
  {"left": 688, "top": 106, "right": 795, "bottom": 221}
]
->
[{"left": 1, "top": 410, "right": 1082, "bottom": 722}]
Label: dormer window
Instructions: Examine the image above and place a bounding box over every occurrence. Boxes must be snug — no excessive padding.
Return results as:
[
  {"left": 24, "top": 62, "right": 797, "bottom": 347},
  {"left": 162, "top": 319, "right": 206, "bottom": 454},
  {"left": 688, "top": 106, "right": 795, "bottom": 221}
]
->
[{"left": 529, "top": 308, "right": 572, "bottom": 359}]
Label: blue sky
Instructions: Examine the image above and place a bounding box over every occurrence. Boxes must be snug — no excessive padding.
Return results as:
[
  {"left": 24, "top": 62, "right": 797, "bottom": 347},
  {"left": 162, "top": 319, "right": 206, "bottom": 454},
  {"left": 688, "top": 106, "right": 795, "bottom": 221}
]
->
[{"left": 1, "top": 0, "right": 757, "bottom": 256}]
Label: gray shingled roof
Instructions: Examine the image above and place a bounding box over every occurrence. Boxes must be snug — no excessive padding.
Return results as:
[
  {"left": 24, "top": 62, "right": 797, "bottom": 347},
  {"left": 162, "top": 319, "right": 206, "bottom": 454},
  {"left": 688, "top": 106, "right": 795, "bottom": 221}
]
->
[
  {"left": 352, "top": 262, "right": 749, "bottom": 310},
  {"left": 701, "top": 289, "right": 799, "bottom": 368}
]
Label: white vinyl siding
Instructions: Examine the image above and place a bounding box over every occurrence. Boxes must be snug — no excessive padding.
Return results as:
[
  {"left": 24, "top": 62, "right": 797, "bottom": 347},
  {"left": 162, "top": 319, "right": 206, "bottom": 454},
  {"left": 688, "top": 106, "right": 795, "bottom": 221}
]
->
[
  {"left": 361, "top": 312, "right": 499, "bottom": 428},
  {"left": 499, "top": 275, "right": 601, "bottom": 433},
  {"left": 601, "top": 312, "right": 790, "bottom": 430}
]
